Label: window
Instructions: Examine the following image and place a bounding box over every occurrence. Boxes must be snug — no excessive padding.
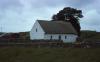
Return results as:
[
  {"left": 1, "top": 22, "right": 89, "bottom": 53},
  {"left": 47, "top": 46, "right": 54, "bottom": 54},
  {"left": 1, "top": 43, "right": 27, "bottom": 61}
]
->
[
  {"left": 59, "top": 35, "right": 61, "bottom": 40},
  {"left": 65, "top": 36, "right": 67, "bottom": 39},
  {"left": 36, "top": 28, "right": 37, "bottom": 32}
]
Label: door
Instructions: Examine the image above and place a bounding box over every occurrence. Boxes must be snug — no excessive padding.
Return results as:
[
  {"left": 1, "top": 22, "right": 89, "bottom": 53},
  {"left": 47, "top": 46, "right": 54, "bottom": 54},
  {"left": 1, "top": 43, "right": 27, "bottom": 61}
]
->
[{"left": 59, "top": 35, "right": 61, "bottom": 40}]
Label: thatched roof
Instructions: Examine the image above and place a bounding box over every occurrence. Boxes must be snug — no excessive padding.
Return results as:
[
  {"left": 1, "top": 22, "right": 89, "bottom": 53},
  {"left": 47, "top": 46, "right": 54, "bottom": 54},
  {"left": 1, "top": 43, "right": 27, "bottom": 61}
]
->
[{"left": 38, "top": 20, "right": 77, "bottom": 35}]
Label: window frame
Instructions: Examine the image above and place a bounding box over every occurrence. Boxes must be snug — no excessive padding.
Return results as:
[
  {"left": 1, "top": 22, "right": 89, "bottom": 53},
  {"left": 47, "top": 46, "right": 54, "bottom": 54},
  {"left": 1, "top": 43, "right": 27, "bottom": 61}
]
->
[{"left": 50, "top": 35, "right": 52, "bottom": 39}]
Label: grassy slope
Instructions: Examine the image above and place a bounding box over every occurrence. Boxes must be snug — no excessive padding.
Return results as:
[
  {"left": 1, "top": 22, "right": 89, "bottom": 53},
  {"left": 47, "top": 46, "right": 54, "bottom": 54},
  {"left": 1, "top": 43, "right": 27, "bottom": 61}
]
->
[
  {"left": 80, "top": 31, "right": 100, "bottom": 41},
  {"left": 0, "top": 47, "right": 100, "bottom": 62}
]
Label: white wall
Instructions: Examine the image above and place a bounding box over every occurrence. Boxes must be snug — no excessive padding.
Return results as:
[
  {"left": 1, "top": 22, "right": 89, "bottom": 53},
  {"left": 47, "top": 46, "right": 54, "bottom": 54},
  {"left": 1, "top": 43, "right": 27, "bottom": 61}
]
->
[
  {"left": 44, "top": 34, "right": 78, "bottom": 43},
  {"left": 30, "top": 21, "right": 45, "bottom": 40}
]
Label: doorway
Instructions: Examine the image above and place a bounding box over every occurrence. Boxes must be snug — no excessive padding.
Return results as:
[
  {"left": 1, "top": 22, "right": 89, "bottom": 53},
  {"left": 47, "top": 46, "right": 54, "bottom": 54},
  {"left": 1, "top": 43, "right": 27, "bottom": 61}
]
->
[{"left": 59, "top": 35, "right": 61, "bottom": 40}]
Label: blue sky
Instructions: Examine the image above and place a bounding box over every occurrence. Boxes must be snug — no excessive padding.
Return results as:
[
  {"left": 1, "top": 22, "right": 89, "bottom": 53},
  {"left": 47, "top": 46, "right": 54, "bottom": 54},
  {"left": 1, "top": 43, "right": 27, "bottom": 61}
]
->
[{"left": 0, "top": 0, "right": 100, "bottom": 32}]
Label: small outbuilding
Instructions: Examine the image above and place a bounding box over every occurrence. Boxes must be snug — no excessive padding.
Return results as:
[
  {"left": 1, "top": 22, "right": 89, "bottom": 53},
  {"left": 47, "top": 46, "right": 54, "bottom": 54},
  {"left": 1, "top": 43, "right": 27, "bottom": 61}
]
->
[{"left": 30, "top": 20, "right": 78, "bottom": 43}]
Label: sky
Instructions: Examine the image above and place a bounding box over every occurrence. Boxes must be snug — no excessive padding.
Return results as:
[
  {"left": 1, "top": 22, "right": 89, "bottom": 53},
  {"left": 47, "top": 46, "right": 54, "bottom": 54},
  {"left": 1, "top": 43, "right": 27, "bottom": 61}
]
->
[{"left": 0, "top": 0, "right": 100, "bottom": 32}]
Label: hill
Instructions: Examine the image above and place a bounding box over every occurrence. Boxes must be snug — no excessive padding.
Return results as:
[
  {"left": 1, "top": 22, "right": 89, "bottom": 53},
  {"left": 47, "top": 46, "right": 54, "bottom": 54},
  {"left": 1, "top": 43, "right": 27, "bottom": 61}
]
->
[
  {"left": 19, "top": 30, "right": 100, "bottom": 42},
  {"left": 0, "top": 30, "right": 100, "bottom": 42},
  {"left": 0, "top": 47, "right": 100, "bottom": 62},
  {"left": 79, "top": 30, "right": 100, "bottom": 42},
  {"left": 80, "top": 30, "right": 100, "bottom": 39},
  {"left": 0, "top": 30, "right": 100, "bottom": 48}
]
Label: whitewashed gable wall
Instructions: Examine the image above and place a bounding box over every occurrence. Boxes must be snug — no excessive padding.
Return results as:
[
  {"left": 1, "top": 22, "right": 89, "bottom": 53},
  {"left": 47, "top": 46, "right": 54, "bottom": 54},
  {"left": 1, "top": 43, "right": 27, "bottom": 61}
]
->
[{"left": 30, "top": 21, "right": 45, "bottom": 40}]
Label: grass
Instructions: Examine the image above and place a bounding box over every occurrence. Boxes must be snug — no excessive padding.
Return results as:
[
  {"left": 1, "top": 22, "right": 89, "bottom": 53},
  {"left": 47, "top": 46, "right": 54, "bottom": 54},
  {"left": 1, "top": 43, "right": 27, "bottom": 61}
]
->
[{"left": 0, "top": 47, "right": 100, "bottom": 62}]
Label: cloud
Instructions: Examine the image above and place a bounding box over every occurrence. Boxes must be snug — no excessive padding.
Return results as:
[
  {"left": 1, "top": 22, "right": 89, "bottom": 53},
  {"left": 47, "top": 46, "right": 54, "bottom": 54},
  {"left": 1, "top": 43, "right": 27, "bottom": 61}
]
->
[
  {"left": 0, "top": 0, "right": 100, "bottom": 32},
  {"left": 80, "top": 9, "right": 100, "bottom": 31},
  {"left": 0, "top": 0, "right": 22, "bottom": 10}
]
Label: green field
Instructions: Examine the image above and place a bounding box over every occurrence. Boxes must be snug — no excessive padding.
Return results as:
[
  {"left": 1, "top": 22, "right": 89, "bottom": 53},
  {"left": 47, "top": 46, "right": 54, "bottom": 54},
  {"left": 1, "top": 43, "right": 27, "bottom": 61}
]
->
[{"left": 0, "top": 47, "right": 100, "bottom": 62}]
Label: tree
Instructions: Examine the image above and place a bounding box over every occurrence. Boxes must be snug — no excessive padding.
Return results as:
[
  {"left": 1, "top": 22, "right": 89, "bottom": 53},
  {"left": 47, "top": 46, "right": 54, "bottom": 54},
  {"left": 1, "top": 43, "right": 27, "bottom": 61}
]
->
[{"left": 52, "top": 7, "right": 83, "bottom": 36}]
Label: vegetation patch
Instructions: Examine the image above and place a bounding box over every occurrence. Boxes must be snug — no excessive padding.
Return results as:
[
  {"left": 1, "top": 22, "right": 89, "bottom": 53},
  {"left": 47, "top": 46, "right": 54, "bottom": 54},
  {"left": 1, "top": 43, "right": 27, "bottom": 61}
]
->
[{"left": 0, "top": 47, "right": 100, "bottom": 62}]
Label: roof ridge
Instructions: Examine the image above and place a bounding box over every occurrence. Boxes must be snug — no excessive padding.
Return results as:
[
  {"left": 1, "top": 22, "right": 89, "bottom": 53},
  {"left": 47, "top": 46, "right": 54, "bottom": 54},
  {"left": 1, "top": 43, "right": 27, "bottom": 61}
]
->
[{"left": 37, "top": 20, "right": 50, "bottom": 21}]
